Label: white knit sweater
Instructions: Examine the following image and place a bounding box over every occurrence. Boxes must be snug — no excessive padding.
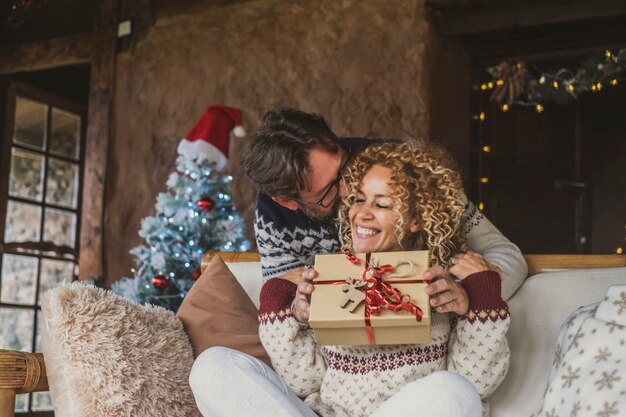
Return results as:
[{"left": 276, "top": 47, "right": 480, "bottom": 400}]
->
[{"left": 259, "top": 271, "right": 511, "bottom": 417}]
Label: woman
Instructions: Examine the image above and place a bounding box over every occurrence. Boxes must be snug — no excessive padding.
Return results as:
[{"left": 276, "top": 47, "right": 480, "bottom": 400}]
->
[{"left": 191, "top": 141, "right": 509, "bottom": 417}]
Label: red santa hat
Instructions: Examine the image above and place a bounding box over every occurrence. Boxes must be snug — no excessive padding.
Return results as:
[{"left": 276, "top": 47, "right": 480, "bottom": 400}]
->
[{"left": 177, "top": 104, "right": 246, "bottom": 170}]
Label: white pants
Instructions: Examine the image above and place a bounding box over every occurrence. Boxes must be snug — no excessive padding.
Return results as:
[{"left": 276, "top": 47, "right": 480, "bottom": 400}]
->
[{"left": 190, "top": 346, "right": 482, "bottom": 417}]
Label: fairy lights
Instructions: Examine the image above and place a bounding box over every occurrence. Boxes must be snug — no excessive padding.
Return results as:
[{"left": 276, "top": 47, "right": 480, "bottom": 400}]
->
[
  {"left": 480, "top": 48, "right": 625, "bottom": 113},
  {"left": 472, "top": 47, "right": 626, "bottom": 254}
]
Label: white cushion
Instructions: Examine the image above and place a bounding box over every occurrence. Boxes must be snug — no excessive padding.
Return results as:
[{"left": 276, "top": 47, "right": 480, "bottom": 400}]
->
[
  {"left": 532, "top": 285, "right": 626, "bottom": 417},
  {"left": 490, "top": 267, "right": 626, "bottom": 417}
]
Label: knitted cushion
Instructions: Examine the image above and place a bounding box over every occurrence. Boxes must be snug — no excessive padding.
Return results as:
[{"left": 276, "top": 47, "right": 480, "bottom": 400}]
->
[
  {"left": 41, "top": 282, "right": 201, "bottom": 417},
  {"left": 176, "top": 255, "right": 271, "bottom": 366}
]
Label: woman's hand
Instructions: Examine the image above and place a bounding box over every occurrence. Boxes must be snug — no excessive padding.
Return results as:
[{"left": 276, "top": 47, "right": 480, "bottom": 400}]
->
[
  {"left": 424, "top": 265, "right": 470, "bottom": 316},
  {"left": 292, "top": 268, "right": 316, "bottom": 324},
  {"left": 448, "top": 250, "right": 501, "bottom": 280}
]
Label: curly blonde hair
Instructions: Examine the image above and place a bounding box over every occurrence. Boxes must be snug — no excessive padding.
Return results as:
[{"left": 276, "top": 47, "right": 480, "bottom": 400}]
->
[{"left": 337, "top": 140, "right": 466, "bottom": 267}]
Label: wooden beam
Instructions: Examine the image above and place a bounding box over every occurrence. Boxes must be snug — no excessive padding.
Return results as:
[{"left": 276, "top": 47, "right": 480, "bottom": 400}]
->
[
  {"left": 0, "top": 32, "right": 93, "bottom": 74},
  {"left": 432, "top": 0, "right": 626, "bottom": 36},
  {"left": 79, "top": 0, "right": 118, "bottom": 281}
]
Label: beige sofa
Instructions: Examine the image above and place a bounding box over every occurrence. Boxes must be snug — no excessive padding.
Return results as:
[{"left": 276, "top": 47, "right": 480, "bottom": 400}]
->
[{"left": 1, "top": 254, "right": 625, "bottom": 417}]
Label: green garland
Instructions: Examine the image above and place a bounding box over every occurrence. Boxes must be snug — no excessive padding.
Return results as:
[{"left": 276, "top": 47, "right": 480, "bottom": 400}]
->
[{"left": 482, "top": 48, "right": 626, "bottom": 111}]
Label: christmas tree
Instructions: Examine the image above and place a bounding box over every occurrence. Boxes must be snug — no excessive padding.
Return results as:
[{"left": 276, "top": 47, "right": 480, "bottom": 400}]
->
[{"left": 112, "top": 105, "right": 249, "bottom": 311}]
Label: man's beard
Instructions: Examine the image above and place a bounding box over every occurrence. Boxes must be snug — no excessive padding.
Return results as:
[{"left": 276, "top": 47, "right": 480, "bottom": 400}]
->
[{"left": 298, "top": 201, "right": 338, "bottom": 221}]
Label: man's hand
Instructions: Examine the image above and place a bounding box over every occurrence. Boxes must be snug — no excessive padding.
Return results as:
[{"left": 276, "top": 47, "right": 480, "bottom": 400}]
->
[
  {"left": 423, "top": 265, "right": 469, "bottom": 316},
  {"left": 292, "top": 268, "right": 316, "bottom": 323},
  {"left": 448, "top": 250, "right": 501, "bottom": 280}
]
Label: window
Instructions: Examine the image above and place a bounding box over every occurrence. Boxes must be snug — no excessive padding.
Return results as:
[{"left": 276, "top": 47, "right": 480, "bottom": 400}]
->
[{"left": 0, "top": 80, "right": 86, "bottom": 415}]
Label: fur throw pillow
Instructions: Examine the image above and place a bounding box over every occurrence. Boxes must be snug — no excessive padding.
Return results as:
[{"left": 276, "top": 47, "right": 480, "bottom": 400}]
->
[{"left": 41, "top": 282, "right": 201, "bottom": 417}]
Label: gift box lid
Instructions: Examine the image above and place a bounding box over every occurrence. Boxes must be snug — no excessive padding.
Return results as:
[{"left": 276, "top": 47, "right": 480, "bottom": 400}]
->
[{"left": 310, "top": 251, "right": 430, "bottom": 329}]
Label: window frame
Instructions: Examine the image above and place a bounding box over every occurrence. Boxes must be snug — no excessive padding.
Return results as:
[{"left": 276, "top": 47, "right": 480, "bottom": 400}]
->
[{"left": 0, "top": 78, "right": 87, "bottom": 416}]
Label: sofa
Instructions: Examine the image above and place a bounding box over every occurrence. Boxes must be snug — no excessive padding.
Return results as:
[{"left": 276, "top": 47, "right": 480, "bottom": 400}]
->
[{"left": 1, "top": 253, "right": 625, "bottom": 417}]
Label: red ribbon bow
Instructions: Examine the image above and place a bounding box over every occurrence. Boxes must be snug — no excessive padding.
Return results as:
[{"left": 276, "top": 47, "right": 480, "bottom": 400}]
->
[{"left": 342, "top": 249, "right": 423, "bottom": 344}]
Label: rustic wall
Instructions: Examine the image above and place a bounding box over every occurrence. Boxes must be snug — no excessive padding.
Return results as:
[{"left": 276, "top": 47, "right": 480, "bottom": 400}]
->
[{"left": 104, "top": 0, "right": 469, "bottom": 285}]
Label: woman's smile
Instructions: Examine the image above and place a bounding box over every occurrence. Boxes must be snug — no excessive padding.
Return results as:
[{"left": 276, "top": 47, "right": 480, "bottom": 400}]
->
[{"left": 349, "top": 164, "right": 419, "bottom": 253}]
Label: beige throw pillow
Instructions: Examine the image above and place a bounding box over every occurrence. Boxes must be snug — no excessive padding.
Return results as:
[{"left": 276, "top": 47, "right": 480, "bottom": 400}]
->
[
  {"left": 177, "top": 255, "right": 272, "bottom": 367},
  {"left": 41, "top": 282, "right": 201, "bottom": 417}
]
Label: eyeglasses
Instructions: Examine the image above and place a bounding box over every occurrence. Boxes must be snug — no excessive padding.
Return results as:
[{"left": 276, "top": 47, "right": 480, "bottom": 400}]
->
[{"left": 297, "top": 150, "right": 354, "bottom": 208}]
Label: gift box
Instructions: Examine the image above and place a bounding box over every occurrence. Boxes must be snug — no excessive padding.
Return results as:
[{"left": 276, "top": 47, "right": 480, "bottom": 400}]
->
[{"left": 309, "top": 250, "right": 431, "bottom": 346}]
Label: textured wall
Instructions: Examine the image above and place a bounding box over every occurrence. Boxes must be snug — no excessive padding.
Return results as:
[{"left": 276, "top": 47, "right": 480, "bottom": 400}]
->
[{"left": 104, "top": 0, "right": 468, "bottom": 285}]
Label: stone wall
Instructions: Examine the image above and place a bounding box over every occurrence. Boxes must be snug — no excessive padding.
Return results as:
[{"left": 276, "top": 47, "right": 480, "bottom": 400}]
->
[{"left": 104, "top": 0, "right": 469, "bottom": 285}]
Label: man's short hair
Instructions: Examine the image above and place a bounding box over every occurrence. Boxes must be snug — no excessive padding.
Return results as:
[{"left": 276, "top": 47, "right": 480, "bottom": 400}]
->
[{"left": 240, "top": 107, "right": 340, "bottom": 199}]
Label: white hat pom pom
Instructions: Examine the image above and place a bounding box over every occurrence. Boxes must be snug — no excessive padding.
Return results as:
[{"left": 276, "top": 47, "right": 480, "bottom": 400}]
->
[{"left": 233, "top": 125, "right": 246, "bottom": 138}]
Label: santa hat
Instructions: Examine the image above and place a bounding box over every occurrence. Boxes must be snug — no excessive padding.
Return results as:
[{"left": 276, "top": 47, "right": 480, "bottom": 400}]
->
[{"left": 177, "top": 104, "right": 246, "bottom": 170}]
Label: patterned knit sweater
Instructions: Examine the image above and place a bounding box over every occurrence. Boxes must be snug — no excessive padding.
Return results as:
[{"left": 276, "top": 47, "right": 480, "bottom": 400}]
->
[
  {"left": 253, "top": 139, "right": 528, "bottom": 300},
  {"left": 259, "top": 270, "right": 511, "bottom": 417}
]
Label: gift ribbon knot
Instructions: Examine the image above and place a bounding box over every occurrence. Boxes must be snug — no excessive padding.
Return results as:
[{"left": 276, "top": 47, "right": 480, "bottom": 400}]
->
[{"left": 342, "top": 249, "right": 424, "bottom": 344}]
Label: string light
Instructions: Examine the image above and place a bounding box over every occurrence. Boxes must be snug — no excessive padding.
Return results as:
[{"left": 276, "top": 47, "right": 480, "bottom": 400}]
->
[
  {"left": 617, "top": 247, "right": 623, "bottom": 255},
  {"left": 471, "top": 49, "right": 626, "bottom": 227}
]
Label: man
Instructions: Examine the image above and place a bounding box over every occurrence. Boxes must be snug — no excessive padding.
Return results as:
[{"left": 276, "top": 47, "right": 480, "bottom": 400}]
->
[{"left": 241, "top": 107, "right": 527, "bottom": 321}]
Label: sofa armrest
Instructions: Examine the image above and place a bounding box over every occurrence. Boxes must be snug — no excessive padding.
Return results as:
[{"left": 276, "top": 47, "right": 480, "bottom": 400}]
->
[{"left": 0, "top": 350, "right": 48, "bottom": 417}]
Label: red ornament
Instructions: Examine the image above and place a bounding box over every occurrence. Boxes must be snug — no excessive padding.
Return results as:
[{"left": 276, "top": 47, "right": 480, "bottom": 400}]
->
[
  {"left": 191, "top": 268, "right": 201, "bottom": 281},
  {"left": 151, "top": 275, "right": 169, "bottom": 290},
  {"left": 197, "top": 197, "right": 216, "bottom": 212}
]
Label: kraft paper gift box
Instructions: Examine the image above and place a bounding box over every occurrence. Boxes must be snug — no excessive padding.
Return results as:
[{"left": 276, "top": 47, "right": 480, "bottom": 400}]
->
[{"left": 309, "top": 250, "right": 431, "bottom": 346}]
